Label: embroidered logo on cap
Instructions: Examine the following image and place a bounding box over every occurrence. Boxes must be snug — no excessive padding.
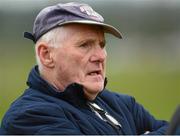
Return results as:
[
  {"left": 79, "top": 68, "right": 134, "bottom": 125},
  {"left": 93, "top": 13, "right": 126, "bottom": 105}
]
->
[{"left": 80, "top": 5, "right": 104, "bottom": 22}]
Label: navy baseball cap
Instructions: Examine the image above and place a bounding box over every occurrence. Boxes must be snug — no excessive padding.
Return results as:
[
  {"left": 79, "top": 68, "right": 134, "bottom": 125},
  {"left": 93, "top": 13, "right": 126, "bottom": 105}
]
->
[{"left": 24, "top": 2, "right": 122, "bottom": 43}]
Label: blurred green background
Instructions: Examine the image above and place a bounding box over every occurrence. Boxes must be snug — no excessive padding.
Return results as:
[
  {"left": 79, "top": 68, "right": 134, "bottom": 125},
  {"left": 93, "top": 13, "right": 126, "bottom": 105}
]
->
[{"left": 0, "top": 0, "right": 180, "bottom": 122}]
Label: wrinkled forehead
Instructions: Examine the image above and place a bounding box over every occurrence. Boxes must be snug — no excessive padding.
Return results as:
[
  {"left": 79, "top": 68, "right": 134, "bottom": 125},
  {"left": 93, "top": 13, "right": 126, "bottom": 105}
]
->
[{"left": 45, "top": 23, "right": 105, "bottom": 46}]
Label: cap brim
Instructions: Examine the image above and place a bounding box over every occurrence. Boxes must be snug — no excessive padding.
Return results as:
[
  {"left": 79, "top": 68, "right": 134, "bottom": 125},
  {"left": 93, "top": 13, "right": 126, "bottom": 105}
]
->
[{"left": 58, "top": 20, "right": 122, "bottom": 39}]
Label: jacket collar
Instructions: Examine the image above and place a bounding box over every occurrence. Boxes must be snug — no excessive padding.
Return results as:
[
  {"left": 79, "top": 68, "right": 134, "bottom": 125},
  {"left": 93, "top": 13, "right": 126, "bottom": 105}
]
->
[{"left": 27, "top": 65, "right": 107, "bottom": 108}]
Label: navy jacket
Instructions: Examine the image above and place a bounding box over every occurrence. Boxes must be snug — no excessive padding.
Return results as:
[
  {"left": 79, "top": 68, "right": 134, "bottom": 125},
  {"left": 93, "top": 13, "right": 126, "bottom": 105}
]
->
[{"left": 0, "top": 66, "right": 168, "bottom": 135}]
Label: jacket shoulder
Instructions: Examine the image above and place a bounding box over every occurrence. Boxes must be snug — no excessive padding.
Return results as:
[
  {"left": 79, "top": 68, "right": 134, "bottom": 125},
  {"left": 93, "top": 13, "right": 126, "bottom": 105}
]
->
[
  {"left": 99, "top": 89, "right": 135, "bottom": 112},
  {"left": 1, "top": 88, "right": 68, "bottom": 134}
]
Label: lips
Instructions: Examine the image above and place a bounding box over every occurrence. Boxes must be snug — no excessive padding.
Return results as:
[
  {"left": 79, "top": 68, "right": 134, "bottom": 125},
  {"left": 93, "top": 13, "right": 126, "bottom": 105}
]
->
[
  {"left": 88, "top": 70, "right": 101, "bottom": 76},
  {"left": 86, "top": 70, "right": 104, "bottom": 82},
  {"left": 86, "top": 69, "right": 104, "bottom": 82}
]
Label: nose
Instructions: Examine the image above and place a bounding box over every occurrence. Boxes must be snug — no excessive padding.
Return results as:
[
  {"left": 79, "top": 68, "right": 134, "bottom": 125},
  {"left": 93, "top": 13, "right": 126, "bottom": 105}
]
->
[{"left": 90, "top": 46, "right": 107, "bottom": 63}]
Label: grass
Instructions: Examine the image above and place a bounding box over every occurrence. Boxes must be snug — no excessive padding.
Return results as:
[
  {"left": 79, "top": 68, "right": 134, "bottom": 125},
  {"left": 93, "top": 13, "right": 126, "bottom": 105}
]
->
[
  {"left": 0, "top": 53, "right": 179, "bottom": 122},
  {"left": 106, "top": 70, "right": 180, "bottom": 121}
]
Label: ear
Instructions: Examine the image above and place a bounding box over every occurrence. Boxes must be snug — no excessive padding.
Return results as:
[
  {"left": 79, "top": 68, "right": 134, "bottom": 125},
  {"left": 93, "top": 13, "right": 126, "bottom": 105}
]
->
[{"left": 37, "top": 42, "right": 55, "bottom": 68}]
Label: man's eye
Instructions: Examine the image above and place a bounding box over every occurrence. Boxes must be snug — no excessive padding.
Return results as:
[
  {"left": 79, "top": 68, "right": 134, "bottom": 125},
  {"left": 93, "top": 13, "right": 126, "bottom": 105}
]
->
[
  {"left": 100, "top": 41, "right": 106, "bottom": 49},
  {"left": 80, "top": 43, "right": 91, "bottom": 48},
  {"left": 100, "top": 43, "right": 106, "bottom": 49}
]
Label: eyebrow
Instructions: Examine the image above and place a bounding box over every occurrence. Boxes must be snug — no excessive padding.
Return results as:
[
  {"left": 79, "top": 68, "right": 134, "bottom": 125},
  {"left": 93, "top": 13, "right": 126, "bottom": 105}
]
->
[{"left": 76, "top": 38, "right": 106, "bottom": 46}]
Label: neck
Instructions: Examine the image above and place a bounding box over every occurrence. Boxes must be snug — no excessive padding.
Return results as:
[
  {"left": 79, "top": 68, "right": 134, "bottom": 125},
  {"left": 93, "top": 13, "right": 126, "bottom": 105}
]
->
[{"left": 39, "top": 67, "right": 65, "bottom": 92}]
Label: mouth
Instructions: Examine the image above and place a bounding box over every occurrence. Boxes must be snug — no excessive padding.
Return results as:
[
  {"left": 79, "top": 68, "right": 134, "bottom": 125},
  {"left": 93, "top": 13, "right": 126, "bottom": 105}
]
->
[
  {"left": 87, "top": 70, "right": 102, "bottom": 76},
  {"left": 85, "top": 69, "right": 104, "bottom": 83},
  {"left": 87, "top": 70, "right": 101, "bottom": 76},
  {"left": 86, "top": 70, "right": 104, "bottom": 82}
]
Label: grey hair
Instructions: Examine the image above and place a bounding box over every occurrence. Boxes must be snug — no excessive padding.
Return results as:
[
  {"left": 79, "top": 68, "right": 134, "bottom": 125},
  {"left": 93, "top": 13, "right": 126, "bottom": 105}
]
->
[{"left": 35, "top": 26, "right": 65, "bottom": 72}]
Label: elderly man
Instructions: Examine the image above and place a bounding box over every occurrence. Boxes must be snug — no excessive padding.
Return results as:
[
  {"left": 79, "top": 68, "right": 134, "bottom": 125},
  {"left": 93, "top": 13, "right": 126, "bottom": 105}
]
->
[{"left": 0, "top": 2, "right": 168, "bottom": 135}]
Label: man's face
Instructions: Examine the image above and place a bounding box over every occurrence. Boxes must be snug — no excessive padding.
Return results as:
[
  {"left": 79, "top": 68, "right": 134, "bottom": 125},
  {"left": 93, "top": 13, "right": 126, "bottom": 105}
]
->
[{"left": 52, "top": 24, "right": 107, "bottom": 100}]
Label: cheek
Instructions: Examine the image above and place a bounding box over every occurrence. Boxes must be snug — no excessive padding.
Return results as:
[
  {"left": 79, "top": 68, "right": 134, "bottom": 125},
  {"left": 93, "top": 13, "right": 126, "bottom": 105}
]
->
[
  {"left": 71, "top": 57, "right": 88, "bottom": 81},
  {"left": 103, "top": 61, "right": 106, "bottom": 75},
  {"left": 55, "top": 51, "right": 86, "bottom": 82}
]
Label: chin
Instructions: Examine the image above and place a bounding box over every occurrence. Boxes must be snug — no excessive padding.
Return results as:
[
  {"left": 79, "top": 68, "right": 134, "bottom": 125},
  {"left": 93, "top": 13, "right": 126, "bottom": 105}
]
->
[
  {"left": 83, "top": 81, "right": 104, "bottom": 100},
  {"left": 81, "top": 79, "right": 104, "bottom": 94},
  {"left": 89, "top": 82, "right": 104, "bottom": 93}
]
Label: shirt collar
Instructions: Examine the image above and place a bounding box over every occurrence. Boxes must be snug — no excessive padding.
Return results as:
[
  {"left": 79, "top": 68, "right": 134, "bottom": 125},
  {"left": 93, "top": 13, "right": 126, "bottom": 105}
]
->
[{"left": 27, "top": 65, "right": 107, "bottom": 108}]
